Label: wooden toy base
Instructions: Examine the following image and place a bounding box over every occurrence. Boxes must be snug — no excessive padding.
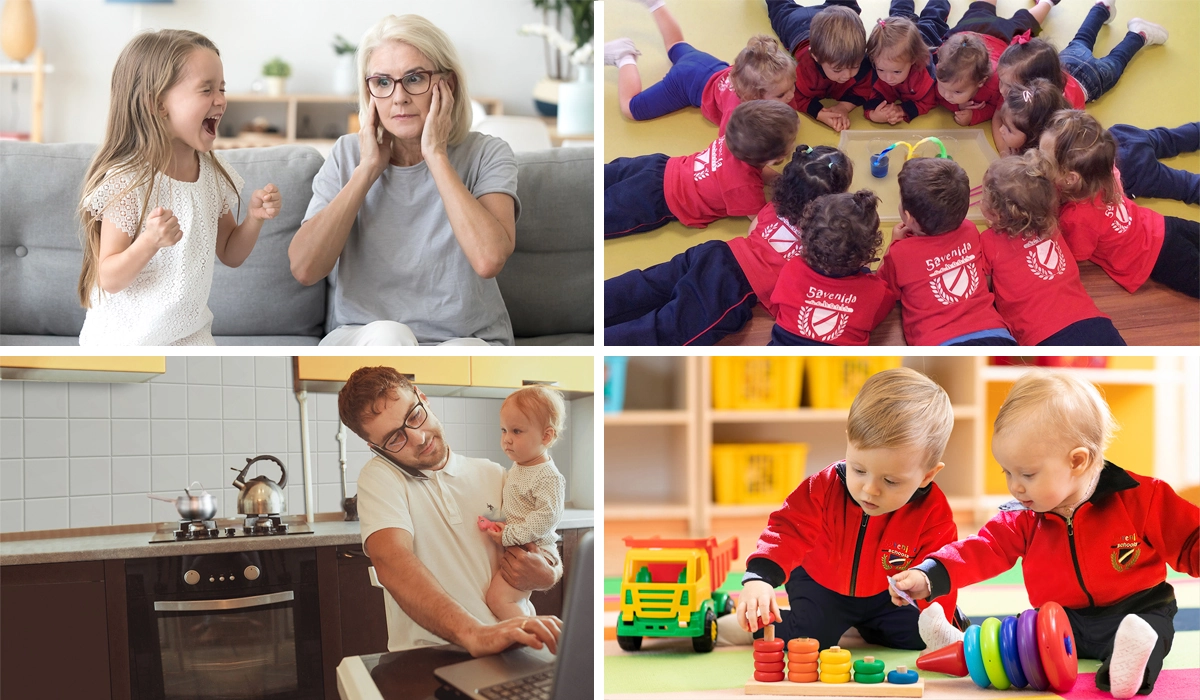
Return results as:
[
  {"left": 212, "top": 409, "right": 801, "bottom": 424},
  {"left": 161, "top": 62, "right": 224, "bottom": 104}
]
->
[{"left": 744, "top": 677, "right": 925, "bottom": 697}]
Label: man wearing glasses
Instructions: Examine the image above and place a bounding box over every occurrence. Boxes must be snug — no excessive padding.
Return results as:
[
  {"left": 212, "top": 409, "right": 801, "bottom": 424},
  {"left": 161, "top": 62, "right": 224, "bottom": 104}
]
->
[
  {"left": 290, "top": 14, "right": 519, "bottom": 346},
  {"left": 338, "top": 366, "right": 562, "bottom": 655}
]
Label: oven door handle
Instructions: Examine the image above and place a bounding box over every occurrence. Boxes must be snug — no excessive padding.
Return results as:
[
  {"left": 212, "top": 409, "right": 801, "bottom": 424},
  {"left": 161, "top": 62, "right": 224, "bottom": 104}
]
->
[{"left": 153, "top": 590, "right": 294, "bottom": 612}]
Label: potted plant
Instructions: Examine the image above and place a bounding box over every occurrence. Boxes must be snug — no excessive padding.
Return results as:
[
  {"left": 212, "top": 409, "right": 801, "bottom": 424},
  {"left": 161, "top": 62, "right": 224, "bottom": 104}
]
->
[
  {"left": 331, "top": 34, "right": 357, "bottom": 95},
  {"left": 521, "top": 0, "right": 593, "bottom": 117},
  {"left": 262, "top": 57, "right": 291, "bottom": 97}
]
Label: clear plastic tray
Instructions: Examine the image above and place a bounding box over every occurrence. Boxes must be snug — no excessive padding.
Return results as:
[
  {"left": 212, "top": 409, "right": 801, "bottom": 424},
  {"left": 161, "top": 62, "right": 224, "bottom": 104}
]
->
[{"left": 835, "top": 129, "right": 999, "bottom": 224}]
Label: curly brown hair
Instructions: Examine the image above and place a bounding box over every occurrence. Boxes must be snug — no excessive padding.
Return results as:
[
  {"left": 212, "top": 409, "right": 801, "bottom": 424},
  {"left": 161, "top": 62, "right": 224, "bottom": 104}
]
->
[
  {"left": 772, "top": 144, "right": 854, "bottom": 225},
  {"left": 866, "top": 16, "right": 930, "bottom": 67},
  {"left": 1041, "top": 110, "right": 1120, "bottom": 206},
  {"left": 338, "top": 366, "right": 415, "bottom": 441},
  {"left": 982, "top": 152, "right": 1058, "bottom": 240},
  {"left": 898, "top": 158, "right": 970, "bottom": 236},
  {"left": 935, "top": 33, "right": 990, "bottom": 85},
  {"left": 730, "top": 35, "right": 797, "bottom": 100},
  {"left": 799, "top": 190, "right": 883, "bottom": 276}
]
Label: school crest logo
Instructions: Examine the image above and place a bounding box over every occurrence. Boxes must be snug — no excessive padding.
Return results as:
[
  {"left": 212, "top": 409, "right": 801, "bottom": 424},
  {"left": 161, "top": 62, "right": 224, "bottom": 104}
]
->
[
  {"left": 795, "top": 287, "right": 855, "bottom": 342},
  {"left": 763, "top": 217, "right": 802, "bottom": 258},
  {"left": 1111, "top": 533, "right": 1141, "bottom": 572},
  {"left": 929, "top": 261, "right": 979, "bottom": 305},
  {"left": 693, "top": 137, "right": 724, "bottom": 182},
  {"left": 718, "top": 74, "right": 733, "bottom": 94},
  {"left": 881, "top": 542, "right": 914, "bottom": 571},
  {"left": 1025, "top": 238, "right": 1067, "bottom": 281},
  {"left": 1106, "top": 200, "right": 1132, "bottom": 234}
]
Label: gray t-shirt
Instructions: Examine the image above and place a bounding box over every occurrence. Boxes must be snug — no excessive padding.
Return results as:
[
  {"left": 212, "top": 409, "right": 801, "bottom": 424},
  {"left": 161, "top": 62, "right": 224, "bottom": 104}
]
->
[{"left": 304, "top": 132, "right": 521, "bottom": 345}]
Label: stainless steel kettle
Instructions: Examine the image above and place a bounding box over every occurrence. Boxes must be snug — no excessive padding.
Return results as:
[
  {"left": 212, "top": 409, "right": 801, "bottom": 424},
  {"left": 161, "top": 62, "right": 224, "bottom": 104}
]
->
[{"left": 232, "top": 455, "right": 287, "bottom": 515}]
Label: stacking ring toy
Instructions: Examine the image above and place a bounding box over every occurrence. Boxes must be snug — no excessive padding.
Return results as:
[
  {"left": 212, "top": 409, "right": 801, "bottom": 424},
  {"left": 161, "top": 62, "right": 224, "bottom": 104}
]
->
[
  {"left": 819, "top": 647, "right": 852, "bottom": 664},
  {"left": 754, "top": 671, "right": 784, "bottom": 682},
  {"left": 887, "top": 666, "right": 920, "bottom": 684},
  {"left": 963, "top": 625, "right": 992, "bottom": 688},
  {"left": 753, "top": 651, "right": 783, "bottom": 663},
  {"left": 790, "top": 652, "right": 818, "bottom": 664},
  {"left": 1000, "top": 616, "right": 1028, "bottom": 688},
  {"left": 788, "top": 671, "right": 819, "bottom": 683},
  {"left": 1037, "top": 602, "right": 1078, "bottom": 692},
  {"left": 1018, "top": 609, "right": 1050, "bottom": 691},
  {"left": 980, "top": 618, "right": 1011, "bottom": 690},
  {"left": 821, "top": 672, "right": 851, "bottom": 684},
  {"left": 822, "top": 661, "right": 852, "bottom": 675},
  {"left": 855, "top": 672, "right": 885, "bottom": 684},
  {"left": 854, "top": 657, "right": 885, "bottom": 675},
  {"left": 790, "top": 662, "right": 818, "bottom": 673},
  {"left": 788, "top": 638, "right": 819, "bottom": 654},
  {"left": 754, "top": 638, "right": 784, "bottom": 653},
  {"left": 757, "top": 661, "right": 785, "bottom": 673}
]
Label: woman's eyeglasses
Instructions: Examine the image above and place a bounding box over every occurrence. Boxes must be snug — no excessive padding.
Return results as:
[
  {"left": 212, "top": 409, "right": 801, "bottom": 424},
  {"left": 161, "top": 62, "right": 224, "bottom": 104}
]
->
[{"left": 366, "top": 70, "right": 445, "bottom": 99}]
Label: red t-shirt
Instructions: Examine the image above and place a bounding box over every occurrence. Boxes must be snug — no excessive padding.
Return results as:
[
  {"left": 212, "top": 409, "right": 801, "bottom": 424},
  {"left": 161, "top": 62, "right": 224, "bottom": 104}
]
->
[
  {"left": 878, "top": 220, "right": 1009, "bottom": 345},
  {"left": 865, "top": 63, "right": 937, "bottom": 122},
  {"left": 727, "top": 202, "right": 804, "bottom": 317},
  {"left": 700, "top": 67, "right": 741, "bottom": 134},
  {"left": 1063, "top": 70, "right": 1086, "bottom": 109},
  {"left": 1058, "top": 181, "right": 1166, "bottom": 293},
  {"left": 979, "top": 229, "right": 1105, "bottom": 345},
  {"left": 663, "top": 136, "right": 766, "bottom": 228},
  {"left": 934, "top": 32, "right": 1005, "bottom": 125},
  {"left": 790, "top": 41, "right": 874, "bottom": 118},
  {"left": 771, "top": 257, "right": 897, "bottom": 345}
]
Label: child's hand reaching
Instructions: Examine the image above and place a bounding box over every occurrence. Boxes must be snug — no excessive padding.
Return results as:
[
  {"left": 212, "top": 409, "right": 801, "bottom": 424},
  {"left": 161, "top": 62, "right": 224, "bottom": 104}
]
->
[
  {"left": 477, "top": 515, "right": 505, "bottom": 544},
  {"left": 734, "top": 580, "right": 781, "bottom": 634},
  {"left": 953, "top": 110, "right": 972, "bottom": 126},
  {"left": 142, "top": 207, "right": 182, "bottom": 249},
  {"left": 249, "top": 184, "right": 281, "bottom": 221},
  {"left": 888, "top": 569, "right": 931, "bottom": 607},
  {"left": 816, "top": 108, "right": 849, "bottom": 132}
]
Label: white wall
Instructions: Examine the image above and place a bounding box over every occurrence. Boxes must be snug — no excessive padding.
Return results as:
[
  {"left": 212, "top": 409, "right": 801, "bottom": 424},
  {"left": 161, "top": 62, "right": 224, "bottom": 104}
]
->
[{"left": 3, "top": 0, "right": 579, "bottom": 143}]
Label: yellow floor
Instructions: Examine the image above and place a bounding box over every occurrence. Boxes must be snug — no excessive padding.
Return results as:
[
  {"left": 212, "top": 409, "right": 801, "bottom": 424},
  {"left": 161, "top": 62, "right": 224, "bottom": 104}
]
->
[{"left": 603, "top": 0, "right": 1200, "bottom": 280}]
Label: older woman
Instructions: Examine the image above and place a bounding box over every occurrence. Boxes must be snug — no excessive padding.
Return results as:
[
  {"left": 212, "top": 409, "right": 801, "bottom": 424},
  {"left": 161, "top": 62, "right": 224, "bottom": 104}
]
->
[{"left": 289, "top": 15, "right": 519, "bottom": 345}]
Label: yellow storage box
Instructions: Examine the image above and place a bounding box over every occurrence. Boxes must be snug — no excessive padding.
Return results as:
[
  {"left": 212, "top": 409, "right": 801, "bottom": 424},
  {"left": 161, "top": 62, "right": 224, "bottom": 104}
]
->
[
  {"left": 712, "top": 358, "right": 803, "bottom": 410},
  {"left": 713, "top": 443, "right": 808, "bottom": 504},
  {"left": 805, "top": 357, "right": 902, "bottom": 409}
]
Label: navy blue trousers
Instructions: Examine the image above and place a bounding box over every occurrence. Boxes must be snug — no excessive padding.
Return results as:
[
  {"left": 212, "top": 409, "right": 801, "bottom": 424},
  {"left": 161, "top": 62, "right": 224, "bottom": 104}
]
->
[
  {"left": 889, "top": 0, "right": 951, "bottom": 49},
  {"left": 604, "top": 240, "right": 757, "bottom": 345},
  {"left": 767, "top": 0, "right": 862, "bottom": 54},
  {"left": 604, "top": 153, "right": 675, "bottom": 239},
  {"left": 1111, "top": 122, "right": 1200, "bottom": 205},
  {"left": 769, "top": 325, "right": 830, "bottom": 346},
  {"left": 1038, "top": 317, "right": 1127, "bottom": 346},
  {"left": 629, "top": 43, "right": 728, "bottom": 121},
  {"left": 945, "top": 0, "right": 1040, "bottom": 42},
  {"left": 1150, "top": 216, "right": 1200, "bottom": 298},
  {"left": 1059, "top": 3, "right": 1145, "bottom": 103},
  {"left": 1064, "top": 582, "right": 1177, "bottom": 695}
]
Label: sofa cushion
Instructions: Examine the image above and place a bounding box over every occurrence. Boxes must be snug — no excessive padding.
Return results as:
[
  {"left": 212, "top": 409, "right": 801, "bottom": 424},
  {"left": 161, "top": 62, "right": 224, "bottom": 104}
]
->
[{"left": 500, "top": 147, "right": 594, "bottom": 340}]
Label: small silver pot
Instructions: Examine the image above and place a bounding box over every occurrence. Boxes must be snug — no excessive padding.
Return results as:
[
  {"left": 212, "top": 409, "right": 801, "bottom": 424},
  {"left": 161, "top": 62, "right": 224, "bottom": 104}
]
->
[{"left": 149, "top": 481, "right": 218, "bottom": 520}]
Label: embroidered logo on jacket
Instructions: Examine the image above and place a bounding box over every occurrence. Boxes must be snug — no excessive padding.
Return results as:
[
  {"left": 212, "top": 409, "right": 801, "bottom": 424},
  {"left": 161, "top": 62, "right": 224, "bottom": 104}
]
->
[
  {"left": 925, "top": 242, "right": 979, "bottom": 305},
  {"left": 1024, "top": 238, "right": 1067, "bottom": 280},
  {"left": 795, "top": 286, "right": 855, "bottom": 341},
  {"left": 762, "top": 217, "right": 803, "bottom": 258},
  {"left": 1105, "top": 200, "right": 1132, "bottom": 234},
  {"left": 881, "top": 542, "right": 914, "bottom": 570},
  {"left": 1110, "top": 533, "right": 1141, "bottom": 572},
  {"left": 693, "top": 138, "right": 724, "bottom": 182}
]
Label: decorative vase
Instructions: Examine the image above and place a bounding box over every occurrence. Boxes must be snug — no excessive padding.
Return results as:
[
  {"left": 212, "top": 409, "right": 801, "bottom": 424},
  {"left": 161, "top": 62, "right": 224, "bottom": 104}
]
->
[
  {"left": 265, "top": 76, "right": 287, "bottom": 97},
  {"left": 532, "top": 76, "right": 563, "bottom": 117},
  {"left": 1, "top": 0, "right": 37, "bottom": 62},
  {"left": 556, "top": 64, "right": 593, "bottom": 137},
  {"left": 333, "top": 54, "right": 356, "bottom": 95}
]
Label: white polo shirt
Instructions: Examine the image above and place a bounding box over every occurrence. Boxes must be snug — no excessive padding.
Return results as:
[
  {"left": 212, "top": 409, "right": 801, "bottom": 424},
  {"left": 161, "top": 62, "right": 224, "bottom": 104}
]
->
[{"left": 357, "top": 450, "right": 534, "bottom": 651}]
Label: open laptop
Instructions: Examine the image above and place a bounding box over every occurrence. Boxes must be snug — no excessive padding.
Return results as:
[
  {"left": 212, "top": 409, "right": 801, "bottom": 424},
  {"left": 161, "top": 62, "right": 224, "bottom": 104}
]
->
[{"left": 434, "top": 531, "right": 594, "bottom": 700}]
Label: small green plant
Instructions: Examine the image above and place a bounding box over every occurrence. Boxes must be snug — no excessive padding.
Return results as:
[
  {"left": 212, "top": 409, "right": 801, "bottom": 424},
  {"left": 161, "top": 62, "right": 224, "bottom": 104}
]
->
[
  {"left": 332, "top": 35, "right": 356, "bottom": 56},
  {"left": 262, "top": 57, "right": 292, "bottom": 78}
]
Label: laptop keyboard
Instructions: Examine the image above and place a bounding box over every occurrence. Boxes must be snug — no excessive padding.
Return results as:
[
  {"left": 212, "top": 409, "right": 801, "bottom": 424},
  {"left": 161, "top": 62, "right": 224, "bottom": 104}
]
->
[{"left": 479, "top": 669, "right": 555, "bottom": 700}]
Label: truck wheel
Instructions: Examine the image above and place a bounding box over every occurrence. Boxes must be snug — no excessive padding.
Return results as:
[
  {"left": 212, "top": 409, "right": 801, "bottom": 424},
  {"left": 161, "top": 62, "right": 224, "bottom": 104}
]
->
[
  {"left": 693, "top": 608, "right": 717, "bottom": 653},
  {"left": 722, "top": 596, "right": 734, "bottom": 616},
  {"left": 616, "top": 634, "right": 643, "bottom": 651}
]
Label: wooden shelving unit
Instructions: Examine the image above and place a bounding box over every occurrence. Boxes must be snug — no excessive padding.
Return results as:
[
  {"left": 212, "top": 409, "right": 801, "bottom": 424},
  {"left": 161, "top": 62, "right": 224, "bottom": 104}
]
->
[
  {"left": 0, "top": 49, "right": 53, "bottom": 143},
  {"left": 603, "top": 356, "right": 1188, "bottom": 576}
]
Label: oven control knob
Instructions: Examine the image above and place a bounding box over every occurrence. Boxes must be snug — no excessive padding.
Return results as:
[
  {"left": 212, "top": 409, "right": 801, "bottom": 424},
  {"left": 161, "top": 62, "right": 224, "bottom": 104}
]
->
[
  {"left": 244, "top": 565, "right": 260, "bottom": 581},
  {"left": 219, "top": 576, "right": 225, "bottom": 582},
  {"left": 183, "top": 570, "right": 200, "bottom": 585}
]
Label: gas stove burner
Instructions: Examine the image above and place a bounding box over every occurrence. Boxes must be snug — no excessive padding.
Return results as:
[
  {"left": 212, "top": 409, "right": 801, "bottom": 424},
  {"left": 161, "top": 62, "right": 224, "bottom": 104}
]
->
[
  {"left": 243, "top": 514, "right": 288, "bottom": 535},
  {"left": 150, "top": 516, "right": 312, "bottom": 543},
  {"left": 173, "top": 519, "right": 219, "bottom": 540}
]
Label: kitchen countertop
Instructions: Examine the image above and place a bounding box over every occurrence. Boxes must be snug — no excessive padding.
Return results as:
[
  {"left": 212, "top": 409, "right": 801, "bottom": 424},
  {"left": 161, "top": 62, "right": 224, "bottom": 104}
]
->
[{"left": 0, "top": 509, "right": 593, "bottom": 566}]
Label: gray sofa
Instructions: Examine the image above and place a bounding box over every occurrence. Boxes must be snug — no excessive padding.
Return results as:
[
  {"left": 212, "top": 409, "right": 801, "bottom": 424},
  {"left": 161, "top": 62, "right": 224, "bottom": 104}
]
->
[{"left": 0, "top": 141, "right": 593, "bottom": 345}]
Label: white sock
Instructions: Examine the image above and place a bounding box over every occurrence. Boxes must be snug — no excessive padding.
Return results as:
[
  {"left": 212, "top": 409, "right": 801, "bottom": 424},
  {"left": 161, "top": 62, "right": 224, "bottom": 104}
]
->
[
  {"left": 919, "top": 602, "right": 964, "bottom": 651},
  {"left": 1108, "top": 615, "right": 1158, "bottom": 699},
  {"left": 641, "top": 0, "right": 667, "bottom": 12},
  {"left": 617, "top": 55, "right": 638, "bottom": 69}
]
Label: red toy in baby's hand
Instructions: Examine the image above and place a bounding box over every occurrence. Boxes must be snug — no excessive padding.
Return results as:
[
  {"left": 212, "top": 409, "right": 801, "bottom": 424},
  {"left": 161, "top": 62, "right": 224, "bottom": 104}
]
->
[{"left": 477, "top": 515, "right": 503, "bottom": 533}]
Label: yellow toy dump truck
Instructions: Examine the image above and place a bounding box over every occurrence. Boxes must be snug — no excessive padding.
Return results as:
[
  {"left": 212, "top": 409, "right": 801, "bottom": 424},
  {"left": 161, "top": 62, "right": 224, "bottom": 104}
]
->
[{"left": 616, "top": 536, "right": 739, "bottom": 653}]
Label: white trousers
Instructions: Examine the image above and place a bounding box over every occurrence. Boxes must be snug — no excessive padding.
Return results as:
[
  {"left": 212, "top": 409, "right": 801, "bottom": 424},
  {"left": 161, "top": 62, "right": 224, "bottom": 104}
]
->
[{"left": 319, "top": 320, "right": 490, "bottom": 346}]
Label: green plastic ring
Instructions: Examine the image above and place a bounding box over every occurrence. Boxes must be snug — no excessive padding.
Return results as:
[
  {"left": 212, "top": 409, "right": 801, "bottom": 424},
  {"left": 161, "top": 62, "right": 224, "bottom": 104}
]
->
[
  {"left": 854, "top": 658, "right": 885, "bottom": 675},
  {"left": 980, "top": 617, "right": 1012, "bottom": 690},
  {"left": 854, "top": 671, "right": 885, "bottom": 684}
]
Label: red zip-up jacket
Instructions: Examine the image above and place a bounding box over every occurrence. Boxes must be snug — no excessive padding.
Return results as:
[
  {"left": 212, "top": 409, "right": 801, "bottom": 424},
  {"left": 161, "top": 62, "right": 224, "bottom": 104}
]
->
[
  {"left": 915, "top": 462, "right": 1200, "bottom": 611},
  {"left": 790, "top": 41, "right": 875, "bottom": 119},
  {"left": 745, "top": 462, "right": 960, "bottom": 623}
]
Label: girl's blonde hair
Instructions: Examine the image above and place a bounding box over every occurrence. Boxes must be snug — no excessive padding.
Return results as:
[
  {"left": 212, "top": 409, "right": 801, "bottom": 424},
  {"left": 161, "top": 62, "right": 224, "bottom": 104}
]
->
[
  {"left": 503, "top": 386, "right": 566, "bottom": 448},
  {"left": 729, "top": 35, "right": 797, "bottom": 100},
  {"left": 78, "top": 30, "right": 240, "bottom": 308},
  {"left": 982, "top": 151, "right": 1058, "bottom": 240},
  {"left": 847, "top": 367, "right": 954, "bottom": 469},
  {"left": 994, "top": 371, "right": 1118, "bottom": 470},
  {"left": 1041, "top": 110, "right": 1120, "bottom": 206},
  {"left": 866, "top": 17, "right": 930, "bottom": 68},
  {"left": 357, "top": 14, "right": 472, "bottom": 146}
]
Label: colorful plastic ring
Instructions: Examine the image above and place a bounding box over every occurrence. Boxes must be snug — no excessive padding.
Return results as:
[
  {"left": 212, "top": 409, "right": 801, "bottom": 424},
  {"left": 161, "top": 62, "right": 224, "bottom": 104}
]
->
[
  {"left": 754, "top": 670, "right": 784, "bottom": 682},
  {"left": 821, "top": 661, "right": 852, "bottom": 676},
  {"left": 1000, "top": 616, "right": 1028, "bottom": 688},
  {"left": 1037, "top": 602, "right": 1079, "bottom": 693},
  {"left": 754, "top": 651, "right": 784, "bottom": 663},
  {"left": 754, "top": 639, "right": 784, "bottom": 653},
  {"left": 854, "top": 658, "right": 885, "bottom": 675},
  {"left": 855, "top": 672, "right": 885, "bottom": 684},
  {"left": 789, "top": 638, "right": 819, "bottom": 654},
  {"left": 756, "top": 661, "right": 785, "bottom": 673},
  {"left": 820, "top": 672, "right": 851, "bottom": 684},
  {"left": 980, "top": 617, "right": 1011, "bottom": 690},
  {"left": 820, "top": 648, "right": 852, "bottom": 664},
  {"left": 887, "top": 668, "right": 920, "bottom": 684},
  {"left": 790, "top": 651, "right": 818, "bottom": 664},
  {"left": 1018, "top": 609, "right": 1050, "bottom": 691},
  {"left": 963, "top": 625, "right": 991, "bottom": 689},
  {"left": 789, "top": 672, "right": 819, "bottom": 683},
  {"left": 790, "top": 662, "right": 818, "bottom": 674}
]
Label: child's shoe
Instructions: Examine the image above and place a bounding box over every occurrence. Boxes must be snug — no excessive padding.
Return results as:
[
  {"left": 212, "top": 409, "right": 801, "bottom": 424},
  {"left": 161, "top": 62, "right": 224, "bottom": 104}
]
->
[
  {"left": 1097, "top": 0, "right": 1116, "bottom": 25},
  {"left": 918, "top": 602, "right": 964, "bottom": 651},
  {"left": 605, "top": 38, "right": 642, "bottom": 67},
  {"left": 1108, "top": 614, "right": 1158, "bottom": 699},
  {"left": 1128, "top": 18, "right": 1168, "bottom": 46}
]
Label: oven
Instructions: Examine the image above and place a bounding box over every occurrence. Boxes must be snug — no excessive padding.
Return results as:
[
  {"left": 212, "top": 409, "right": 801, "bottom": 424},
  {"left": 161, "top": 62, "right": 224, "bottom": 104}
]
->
[{"left": 126, "top": 548, "right": 323, "bottom": 700}]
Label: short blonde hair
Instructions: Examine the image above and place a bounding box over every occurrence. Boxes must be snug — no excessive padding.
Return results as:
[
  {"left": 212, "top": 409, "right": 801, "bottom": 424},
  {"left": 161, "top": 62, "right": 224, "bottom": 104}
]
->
[
  {"left": 503, "top": 386, "right": 566, "bottom": 448},
  {"left": 847, "top": 367, "right": 954, "bottom": 468},
  {"left": 994, "top": 371, "right": 1117, "bottom": 470},
  {"left": 357, "top": 14, "right": 472, "bottom": 146}
]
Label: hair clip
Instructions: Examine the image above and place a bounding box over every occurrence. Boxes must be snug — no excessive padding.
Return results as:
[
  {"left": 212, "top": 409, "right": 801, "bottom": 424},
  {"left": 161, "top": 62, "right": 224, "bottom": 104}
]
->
[
  {"left": 829, "top": 162, "right": 834, "bottom": 169},
  {"left": 877, "top": 18, "right": 887, "bottom": 27},
  {"left": 804, "top": 146, "right": 814, "bottom": 154},
  {"left": 1022, "top": 89, "right": 1032, "bottom": 103},
  {"left": 1012, "top": 30, "right": 1032, "bottom": 46}
]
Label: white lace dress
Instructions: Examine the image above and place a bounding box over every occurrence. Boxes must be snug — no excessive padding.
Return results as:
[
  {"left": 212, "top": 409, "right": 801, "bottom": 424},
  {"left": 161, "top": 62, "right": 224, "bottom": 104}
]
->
[{"left": 78, "top": 152, "right": 244, "bottom": 346}]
